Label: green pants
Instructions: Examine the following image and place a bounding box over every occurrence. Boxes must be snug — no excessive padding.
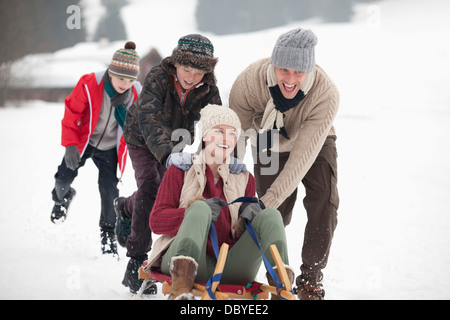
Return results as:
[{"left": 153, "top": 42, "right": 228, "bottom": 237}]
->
[{"left": 161, "top": 201, "right": 289, "bottom": 285}]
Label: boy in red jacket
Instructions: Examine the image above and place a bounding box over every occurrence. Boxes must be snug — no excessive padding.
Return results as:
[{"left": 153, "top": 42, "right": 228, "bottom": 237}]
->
[{"left": 50, "top": 42, "right": 142, "bottom": 257}]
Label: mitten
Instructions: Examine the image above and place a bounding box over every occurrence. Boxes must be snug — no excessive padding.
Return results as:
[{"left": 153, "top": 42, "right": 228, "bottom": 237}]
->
[
  {"left": 64, "top": 145, "right": 80, "bottom": 171},
  {"left": 229, "top": 157, "right": 247, "bottom": 174},
  {"left": 205, "top": 197, "right": 227, "bottom": 222},
  {"left": 238, "top": 200, "right": 265, "bottom": 222},
  {"left": 166, "top": 152, "right": 193, "bottom": 170}
]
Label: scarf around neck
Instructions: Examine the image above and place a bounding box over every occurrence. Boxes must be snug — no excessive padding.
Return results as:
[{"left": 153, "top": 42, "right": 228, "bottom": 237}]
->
[
  {"left": 103, "top": 70, "right": 133, "bottom": 128},
  {"left": 261, "top": 64, "right": 315, "bottom": 139}
]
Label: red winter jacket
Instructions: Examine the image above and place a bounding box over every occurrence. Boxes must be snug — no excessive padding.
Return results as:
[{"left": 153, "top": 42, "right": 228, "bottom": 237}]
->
[{"left": 61, "top": 71, "right": 142, "bottom": 177}]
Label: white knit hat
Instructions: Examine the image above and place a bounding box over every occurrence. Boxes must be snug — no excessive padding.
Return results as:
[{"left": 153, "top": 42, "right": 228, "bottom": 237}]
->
[{"left": 200, "top": 104, "right": 242, "bottom": 137}]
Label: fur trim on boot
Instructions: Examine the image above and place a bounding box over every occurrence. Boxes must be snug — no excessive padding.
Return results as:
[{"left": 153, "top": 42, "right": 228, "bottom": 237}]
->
[
  {"left": 266, "top": 265, "right": 295, "bottom": 300},
  {"left": 168, "top": 256, "right": 198, "bottom": 300}
]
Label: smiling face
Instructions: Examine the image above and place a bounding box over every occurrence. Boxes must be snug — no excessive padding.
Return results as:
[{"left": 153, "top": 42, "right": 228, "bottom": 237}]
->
[
  {"left": 274, "top": 66, "right": 309, "bottom": 99},
  {"left": 110, "top": 75, "right": 135, "bottom": 94},
  {"left": 203, "top": 125, "right": 238, "bottom": 165},
  {"left": 174, "top": 63, "right": 206, "bottom": 90}
]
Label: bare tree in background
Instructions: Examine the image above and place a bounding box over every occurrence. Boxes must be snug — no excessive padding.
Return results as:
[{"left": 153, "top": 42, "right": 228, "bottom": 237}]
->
[
  {"left": 0, "top": 0, "right": 86, "bottom": 106},
  {"left": 94, "top": 0, "right": 128, "bottom": 42}
]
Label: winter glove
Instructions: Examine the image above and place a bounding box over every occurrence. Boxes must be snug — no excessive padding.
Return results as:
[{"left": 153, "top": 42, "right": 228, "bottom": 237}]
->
[
  {"left": 233, "top": 198, "right": 265, "bottom": 240},
  {"left": 238, "top": 199, "right": 265, "bottom": 222},
  {"left": 204, "top": 197, "right": 227, "bottom": 222},
  {"left": 166, "top": 152, "right": 193, "bottom": 170},
  {"left": 64, "top": 145, "right": 81, "bottom": 171},
  {"left": 229, "top": 157, "right": 247, "bottom": 174}
]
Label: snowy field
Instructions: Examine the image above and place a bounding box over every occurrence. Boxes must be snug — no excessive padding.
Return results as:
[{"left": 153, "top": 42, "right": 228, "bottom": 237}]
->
[{"left": 1, "top": 0, "right": 450, "bottom": 300}]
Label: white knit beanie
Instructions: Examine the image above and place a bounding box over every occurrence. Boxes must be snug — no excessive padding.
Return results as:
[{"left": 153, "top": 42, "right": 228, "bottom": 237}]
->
[{"left": 200, "top": 104, "right": 242, "bottom": 137}]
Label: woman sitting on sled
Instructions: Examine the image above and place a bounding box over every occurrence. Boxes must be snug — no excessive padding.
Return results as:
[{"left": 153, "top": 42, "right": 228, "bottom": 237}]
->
[{"left": 148, "top": 104, "right": 294, "bottom": 300}]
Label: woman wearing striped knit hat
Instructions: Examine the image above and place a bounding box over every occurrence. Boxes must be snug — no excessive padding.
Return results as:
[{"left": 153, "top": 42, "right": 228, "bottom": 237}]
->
[{"left": 50, "top": 42, "right": 142, "bottom": 258}]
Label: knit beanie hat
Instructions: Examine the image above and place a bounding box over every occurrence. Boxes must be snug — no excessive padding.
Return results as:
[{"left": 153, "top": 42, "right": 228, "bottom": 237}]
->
[
  {"left": 271, "top": 28, "right": 318, "bottom": 72},
  {"left": 108, "top": 41, "right": 140, "bottom": 80},
  {"left": 200, "top": 104, "right": 242, "bottom": 137},
  {"left": 171, "top": 34, "right": 218, "bottom": 73}
]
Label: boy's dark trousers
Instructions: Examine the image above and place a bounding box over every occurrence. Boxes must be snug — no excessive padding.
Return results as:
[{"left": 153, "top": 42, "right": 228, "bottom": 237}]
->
[
  {"left": 254, "top": 135, "right": 339, "bottom": 285},
  {"left": 52, "top": 144, "right": 119, "bottom": 231},
  {"left": 123, "top": 144, "right": 167, "bottom": 258}
]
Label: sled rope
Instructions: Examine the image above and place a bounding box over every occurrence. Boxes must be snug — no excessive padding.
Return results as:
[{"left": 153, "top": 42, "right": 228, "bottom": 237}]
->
[
  {"left": 206, "top": 196, "right": 292, "bottom": 300},
  {"left": 205, "top": 198, "right": 254, "bottom": 299},
  {"left": 245, "top": 220, "right": 292, "bottom": 299},
  {"left": 205, "top": 222, "right": 222, "bottom": 300}
]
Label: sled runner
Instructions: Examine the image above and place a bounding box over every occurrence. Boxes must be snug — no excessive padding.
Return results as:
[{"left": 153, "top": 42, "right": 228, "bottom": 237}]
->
[{"left": 135, "top": 197, "right": 296, "bottom": 300}]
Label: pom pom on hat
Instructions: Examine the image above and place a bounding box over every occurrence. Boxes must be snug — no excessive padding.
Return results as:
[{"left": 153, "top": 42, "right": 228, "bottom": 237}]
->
[
  {"left": 124, "top": 41, "right": 136, "bottom": 50},
  {"left": 109, "top": 41, "right": 140, "bottom": 80}
]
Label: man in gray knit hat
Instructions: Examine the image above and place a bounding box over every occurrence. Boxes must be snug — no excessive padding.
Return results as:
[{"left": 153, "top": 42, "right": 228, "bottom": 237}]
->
[{"left": 230, "top": 28, "right": 340, "bottom": 300}]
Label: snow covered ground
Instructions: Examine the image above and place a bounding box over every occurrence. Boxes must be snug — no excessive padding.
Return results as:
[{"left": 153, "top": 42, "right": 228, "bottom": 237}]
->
[{"left": 1, "top": 0, "right": 450, "bottom": 300}]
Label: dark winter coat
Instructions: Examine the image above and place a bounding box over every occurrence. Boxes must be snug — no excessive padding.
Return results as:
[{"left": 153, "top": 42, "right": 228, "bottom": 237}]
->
[{"left": 123, "top": 56, "right": 222, "bottom": 165}]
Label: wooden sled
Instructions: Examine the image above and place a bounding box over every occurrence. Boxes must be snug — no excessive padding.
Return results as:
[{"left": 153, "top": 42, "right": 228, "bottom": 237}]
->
[{"left": 136, "top": 243, "right": 296, "bottom": 300}]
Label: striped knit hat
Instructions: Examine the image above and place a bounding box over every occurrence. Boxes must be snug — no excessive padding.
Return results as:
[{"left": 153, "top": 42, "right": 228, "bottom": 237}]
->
[
  {"left": 171, "top": 34, "right": 218, "bottom": 73},
  {"left": 108, "top": 41, "right": 140, "bottom": 80}
]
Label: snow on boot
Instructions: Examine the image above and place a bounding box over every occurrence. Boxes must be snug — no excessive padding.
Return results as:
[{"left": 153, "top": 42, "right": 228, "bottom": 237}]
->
[
  {"left": 101, "top": 230, "right": 119, "bottom": 258},
  {"left": 51, "top": 188, "right": 76, "bottom": 224},
  {"left": 168, "top": 256, "right": 198, "bottom": 300},
  {"left": 296, "top": 277, "right": 325, "bottom": 300},
  {"left": 122, "top": 255, "right": 157, "bottom": 295},
  {"left": 113, "top": 197, "right": 131, "bottom": 248},
  {"left": 266, "top": 265, "right": 295, "bottom": 300}
]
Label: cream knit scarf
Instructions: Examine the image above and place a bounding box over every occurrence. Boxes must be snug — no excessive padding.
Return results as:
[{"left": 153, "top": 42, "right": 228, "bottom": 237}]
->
[{"left": 261, "top": 64, "right": 315, "bottom": 139}]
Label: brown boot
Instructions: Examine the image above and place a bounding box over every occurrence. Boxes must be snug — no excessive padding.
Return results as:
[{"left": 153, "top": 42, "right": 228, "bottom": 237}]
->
[
  {"left": 266, "top": 266, "right": 295, "bottom": 300},
  {"left": 168, "top": 256, "right": 198, "bottom": 300},
  {"left": 296, "top": 278, "right": 325, "bottom": 300}
]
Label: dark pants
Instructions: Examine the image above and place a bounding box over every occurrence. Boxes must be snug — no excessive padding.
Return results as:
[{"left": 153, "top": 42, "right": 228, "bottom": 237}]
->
[
  {"left": 123, "top": 145, "right": 167, "bottom": 258},
  {"left": 53, "top": 144, "right": 119, "bottom": 231},
  {"left": 254, "top": 136, "right": 339, "bottom": 285}
]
